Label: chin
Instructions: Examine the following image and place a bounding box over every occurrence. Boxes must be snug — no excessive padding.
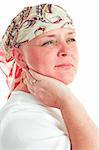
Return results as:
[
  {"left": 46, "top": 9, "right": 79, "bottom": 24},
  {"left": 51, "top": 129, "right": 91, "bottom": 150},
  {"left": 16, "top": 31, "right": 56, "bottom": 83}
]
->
[
  {"left": 56, "top": 77, "right": 75, "bottom": 85},
  {"left": 52, "top": 66, "right": 77, "bottom": 85},
  {"left": 60, "top": 78, "right": 74, "bottom": 85},
  {"left": 53, "top": 72, "right": 76, "bottom": 85}
]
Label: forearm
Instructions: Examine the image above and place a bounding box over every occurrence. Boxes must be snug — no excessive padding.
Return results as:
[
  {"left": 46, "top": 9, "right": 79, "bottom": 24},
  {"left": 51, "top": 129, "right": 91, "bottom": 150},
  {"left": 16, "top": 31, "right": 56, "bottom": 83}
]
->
[{"left": 60, "top": 91, "right": 99, "bottom": 150}]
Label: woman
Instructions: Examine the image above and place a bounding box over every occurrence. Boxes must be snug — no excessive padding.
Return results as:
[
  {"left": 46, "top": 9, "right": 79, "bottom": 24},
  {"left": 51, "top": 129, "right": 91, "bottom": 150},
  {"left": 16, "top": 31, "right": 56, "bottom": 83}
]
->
[{"left": 0, "top": 3, "right": 98, "bottom": 150}]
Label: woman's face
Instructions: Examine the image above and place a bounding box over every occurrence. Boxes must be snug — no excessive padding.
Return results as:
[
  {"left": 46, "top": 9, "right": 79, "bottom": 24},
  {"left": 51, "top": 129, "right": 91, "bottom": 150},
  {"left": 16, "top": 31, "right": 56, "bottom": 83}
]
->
[{"left": 20, "top": 28, "right": 79, "bottom": 85}]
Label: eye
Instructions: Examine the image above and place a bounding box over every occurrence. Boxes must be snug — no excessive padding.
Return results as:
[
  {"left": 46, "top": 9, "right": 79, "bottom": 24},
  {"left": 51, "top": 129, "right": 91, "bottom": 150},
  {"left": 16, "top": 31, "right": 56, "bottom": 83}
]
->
[
  {"left": 66, "top": 38, "right": 76, "bottom": 44},
  {"left": 41, "top": 40, "right": 56, "bottom": 46}
]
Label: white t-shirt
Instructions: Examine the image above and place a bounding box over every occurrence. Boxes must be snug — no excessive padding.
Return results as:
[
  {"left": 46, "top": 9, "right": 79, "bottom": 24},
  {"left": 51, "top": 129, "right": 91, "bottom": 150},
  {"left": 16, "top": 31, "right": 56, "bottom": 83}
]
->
[{"left": 0, "top": 91, "right": 71, "bottom": 150}]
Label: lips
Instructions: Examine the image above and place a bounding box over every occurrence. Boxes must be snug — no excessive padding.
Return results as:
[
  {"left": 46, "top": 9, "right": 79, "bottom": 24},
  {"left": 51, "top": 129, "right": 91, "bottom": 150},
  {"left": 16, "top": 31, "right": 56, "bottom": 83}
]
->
[
  {"left": 55, "top": 63, "right": 73, "bottom": 67},
  {"left": 55, "top": 63, "right": 74, "bottom": 68}
]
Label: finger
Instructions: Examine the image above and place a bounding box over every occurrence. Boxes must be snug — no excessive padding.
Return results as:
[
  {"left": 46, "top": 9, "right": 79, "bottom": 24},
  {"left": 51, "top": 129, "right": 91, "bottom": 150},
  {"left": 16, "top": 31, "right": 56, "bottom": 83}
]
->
[
  {"left": 25, "top": 69, "right": 37, "bottom": 81},
  {"left": 25, "top": 78, "right": 36, "bottom": 91},
  {"left": 27, "top": 85, "right": 36, "bottom": 96}
]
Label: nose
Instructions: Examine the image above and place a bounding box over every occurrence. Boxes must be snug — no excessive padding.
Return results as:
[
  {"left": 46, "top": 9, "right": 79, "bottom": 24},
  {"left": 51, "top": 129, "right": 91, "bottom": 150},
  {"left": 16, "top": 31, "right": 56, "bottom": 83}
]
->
[{"left": 57, "top": 41, "right": 71, "bottom": 57}]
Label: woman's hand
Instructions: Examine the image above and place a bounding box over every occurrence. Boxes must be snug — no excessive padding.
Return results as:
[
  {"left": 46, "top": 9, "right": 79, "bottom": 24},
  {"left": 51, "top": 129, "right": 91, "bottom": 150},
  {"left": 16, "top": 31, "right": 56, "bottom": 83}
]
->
[
  {"left": 25, "top": 69, "right": 99, "bottom": 149},
  {"left": 25, "top": 69, "right": 71, "bottom": 109}
]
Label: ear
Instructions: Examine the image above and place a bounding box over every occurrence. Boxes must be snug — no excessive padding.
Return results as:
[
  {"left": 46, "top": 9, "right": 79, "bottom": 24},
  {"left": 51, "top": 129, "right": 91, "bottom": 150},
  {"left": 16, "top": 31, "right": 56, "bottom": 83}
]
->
[{"left": 13, "top": 47, "right": 27, "bottom": 69}]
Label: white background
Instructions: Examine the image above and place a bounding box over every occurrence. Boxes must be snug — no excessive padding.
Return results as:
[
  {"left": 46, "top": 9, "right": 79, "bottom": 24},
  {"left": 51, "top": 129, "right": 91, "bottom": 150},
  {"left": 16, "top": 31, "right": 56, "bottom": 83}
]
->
[{"left": 0, "top": 0, "right": 98, "bottom": 127}]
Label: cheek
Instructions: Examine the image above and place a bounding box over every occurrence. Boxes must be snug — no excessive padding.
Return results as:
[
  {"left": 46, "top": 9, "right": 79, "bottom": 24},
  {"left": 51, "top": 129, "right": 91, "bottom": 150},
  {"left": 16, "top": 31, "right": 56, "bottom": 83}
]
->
[
  {"left": 37, "top": 54, "right": 56, "bottom": 71},
  {"left": 25, "top": 50, "right": 57, "bottom": 72},
  {"left": 71, "top": 45, "right": 79, "bottom": 64},
  {"left": 24, "top": 50, "right": 40, "bottom": 68},
  {"left": 75, "top": 48, "right": 79, "bottom": 65}
]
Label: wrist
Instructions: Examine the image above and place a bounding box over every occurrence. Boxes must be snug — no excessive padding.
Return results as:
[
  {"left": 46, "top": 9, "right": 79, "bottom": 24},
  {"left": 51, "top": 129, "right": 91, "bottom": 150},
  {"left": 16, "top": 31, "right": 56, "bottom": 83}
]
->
[{"left": 58, "top": 87, "right": 72, "bottom": 110}]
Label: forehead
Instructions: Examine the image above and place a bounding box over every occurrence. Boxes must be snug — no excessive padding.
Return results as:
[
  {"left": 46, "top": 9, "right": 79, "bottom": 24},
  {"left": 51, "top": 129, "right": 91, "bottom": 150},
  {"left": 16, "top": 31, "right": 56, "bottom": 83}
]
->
[{"left": 33, "top": 27, "right": 76, "bottom": 40}]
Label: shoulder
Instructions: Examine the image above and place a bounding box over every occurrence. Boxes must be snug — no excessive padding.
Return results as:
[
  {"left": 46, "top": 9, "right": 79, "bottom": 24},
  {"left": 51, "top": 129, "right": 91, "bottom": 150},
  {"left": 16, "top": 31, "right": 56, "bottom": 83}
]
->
[{"left": 0, "top": 91, "right": 70, "bottom": 149}]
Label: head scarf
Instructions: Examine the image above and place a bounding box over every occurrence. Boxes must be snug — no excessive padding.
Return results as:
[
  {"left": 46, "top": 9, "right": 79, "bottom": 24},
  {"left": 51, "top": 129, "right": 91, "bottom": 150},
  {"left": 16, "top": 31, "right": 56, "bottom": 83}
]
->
[{"left": 0, "top": 3, "right": 74, "bottom": 97}]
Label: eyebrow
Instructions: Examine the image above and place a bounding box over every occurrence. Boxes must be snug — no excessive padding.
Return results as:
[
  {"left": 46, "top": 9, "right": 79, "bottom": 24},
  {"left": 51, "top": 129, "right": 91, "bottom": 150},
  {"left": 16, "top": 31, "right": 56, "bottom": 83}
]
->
[{"left": 42, "top": 31, "right": 75, "bottom": 38}]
